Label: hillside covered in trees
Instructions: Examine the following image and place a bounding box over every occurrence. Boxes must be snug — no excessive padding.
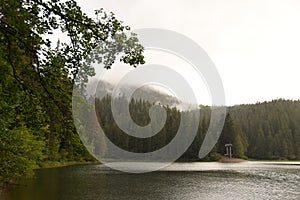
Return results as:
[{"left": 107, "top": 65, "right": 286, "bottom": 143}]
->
[
  {"left": 229, "top": 99, "right": 300, "bottom": 160},
  {"left": 96, "top": 97, "right": 300, "bottom": 161}
]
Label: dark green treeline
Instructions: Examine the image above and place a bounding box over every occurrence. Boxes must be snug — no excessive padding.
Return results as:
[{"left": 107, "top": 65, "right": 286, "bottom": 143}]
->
[
  {"left": 96, "top": 96, "right": 300, "bottom": 161},
  {"left": 229, "top": 99, "right": 300, "bottom": 160}
]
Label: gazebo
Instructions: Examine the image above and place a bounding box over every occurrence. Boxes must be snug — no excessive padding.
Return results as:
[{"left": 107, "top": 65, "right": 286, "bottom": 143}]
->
[{"left": 224, "top": 143, "right": 233, "bottom": 158}]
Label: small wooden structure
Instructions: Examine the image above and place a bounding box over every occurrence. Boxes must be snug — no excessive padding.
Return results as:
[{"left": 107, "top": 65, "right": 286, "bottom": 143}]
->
[{"left": 224, "top": 143, "right": 233, "bottom": 158}]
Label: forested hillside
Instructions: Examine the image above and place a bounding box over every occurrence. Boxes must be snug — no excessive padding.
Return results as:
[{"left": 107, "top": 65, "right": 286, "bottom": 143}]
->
[
  {"left": 96, "top": 96, "right": 300, "bottom": 161},
  {"left": 229, "top": 99, "right": 300, "bottom": 160}
]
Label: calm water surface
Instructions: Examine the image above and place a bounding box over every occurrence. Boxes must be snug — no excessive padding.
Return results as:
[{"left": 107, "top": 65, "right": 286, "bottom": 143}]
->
[{"left": 1, "top": 161, "right": 299, "bottom": 200}]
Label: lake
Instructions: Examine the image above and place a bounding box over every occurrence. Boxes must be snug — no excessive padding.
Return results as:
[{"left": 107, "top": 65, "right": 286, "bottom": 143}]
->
[{"left": 1, "top": 161, "right": 299, "bottom": 200}]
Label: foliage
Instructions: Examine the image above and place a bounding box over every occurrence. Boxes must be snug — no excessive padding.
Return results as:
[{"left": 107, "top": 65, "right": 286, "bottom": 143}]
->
[
  {"left": 96, "top": 97, "right": 300, "bottom": 161},
  {"left": 229, "top": 99, "right": 300, "bottom": 160},
  {"left": 217, "top": 113, "right": 248, "bottom": 158},
  {"left": 0, "top": 126, "right": 45, "bottom": 183},
  {"left": 95, "top": 96, "right": 243, "bottom": 161},
  {"left": 0, "top": 0, "right": 144, "bottom": 184}
]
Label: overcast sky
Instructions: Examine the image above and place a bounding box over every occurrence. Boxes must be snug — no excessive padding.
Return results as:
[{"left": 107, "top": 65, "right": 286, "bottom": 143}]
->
[{"left": 75, "top": 0, "right": 300, "bottom": 106}]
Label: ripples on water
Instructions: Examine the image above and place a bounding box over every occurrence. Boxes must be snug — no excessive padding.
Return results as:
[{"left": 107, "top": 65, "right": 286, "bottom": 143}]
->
[{"left": 1, "top": 161, "right": 299, "bottom": 200}]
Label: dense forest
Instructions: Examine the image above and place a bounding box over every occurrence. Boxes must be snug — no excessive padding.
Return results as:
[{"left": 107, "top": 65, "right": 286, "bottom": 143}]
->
[
  {"left": 95, "top": 96, "right": 300, "bottom": 161},
  {"left": 229, "top": 99, "right": 300, "bottom": 160}
]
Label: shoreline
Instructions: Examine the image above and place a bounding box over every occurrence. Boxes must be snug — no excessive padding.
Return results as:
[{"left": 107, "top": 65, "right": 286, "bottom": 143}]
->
[
  {"left": 0, "top": 161, "right": 100, "bottom": 190},
  {"left": 2, "top": 159, "right": 299, "bottom": 190},
  {"left": 34, "top": 161, "right": 100, "bottom": 170},
  {"left": 219, "top": 157, "right": 247, "bottom": 163}
]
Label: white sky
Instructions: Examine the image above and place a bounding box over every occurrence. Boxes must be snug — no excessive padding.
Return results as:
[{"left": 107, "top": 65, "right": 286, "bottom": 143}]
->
[{"left": 76, "top": 0, "right": 300, "bottom": 106}]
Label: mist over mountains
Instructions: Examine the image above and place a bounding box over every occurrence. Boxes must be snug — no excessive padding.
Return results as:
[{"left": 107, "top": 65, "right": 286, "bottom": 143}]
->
[{"left": 90, "top": 80, "right": 199, "bottom": 110}]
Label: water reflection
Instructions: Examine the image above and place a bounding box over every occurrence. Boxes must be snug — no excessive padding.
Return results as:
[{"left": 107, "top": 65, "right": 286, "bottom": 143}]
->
[{"left": 1, "top": 161, "right": 299, "bottom": 200}]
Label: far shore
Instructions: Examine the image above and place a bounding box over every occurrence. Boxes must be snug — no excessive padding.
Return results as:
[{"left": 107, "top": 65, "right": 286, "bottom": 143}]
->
[{"left": 219, "top": 157, "right": 247, "bottom": 163}]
